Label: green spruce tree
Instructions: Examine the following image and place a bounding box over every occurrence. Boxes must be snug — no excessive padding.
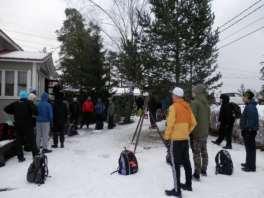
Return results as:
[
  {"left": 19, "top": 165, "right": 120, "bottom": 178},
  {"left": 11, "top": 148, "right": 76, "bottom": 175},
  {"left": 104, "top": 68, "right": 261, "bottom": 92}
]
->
[{"left": 57, "top": 8, "right": 108, "bottom": 96}]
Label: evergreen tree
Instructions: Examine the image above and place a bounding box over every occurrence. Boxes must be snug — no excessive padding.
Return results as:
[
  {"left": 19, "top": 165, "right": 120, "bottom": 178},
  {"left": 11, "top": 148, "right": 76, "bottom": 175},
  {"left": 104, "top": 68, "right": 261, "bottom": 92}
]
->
[
  {"left": 144, "top": 0, "right": 221, "bottom": 95},
  {"left": 57, "top": 8, "right": 108, "bottom": 96}
]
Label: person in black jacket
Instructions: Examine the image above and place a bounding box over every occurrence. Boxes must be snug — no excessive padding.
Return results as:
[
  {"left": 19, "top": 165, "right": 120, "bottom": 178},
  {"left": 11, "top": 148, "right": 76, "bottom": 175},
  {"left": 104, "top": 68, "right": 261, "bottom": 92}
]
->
[
  {"left": 212, "top": 94, "right": 235, "bottom": 149},
  {"left": 52, "top": 93, "right": 68, "bottom": 148},
  {"left": 69, "top": 97, "right": 80, "bottom": 128},
  {"left": 4, "top": 91, "right": 39, "bottom": 162},
  {"left": 240, "top": 90, "right": 259, "bottom": 172}
]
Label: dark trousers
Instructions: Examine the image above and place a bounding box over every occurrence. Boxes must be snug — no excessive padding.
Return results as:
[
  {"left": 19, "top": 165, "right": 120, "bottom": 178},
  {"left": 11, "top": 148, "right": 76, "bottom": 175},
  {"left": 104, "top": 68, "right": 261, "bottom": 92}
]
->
[
  {"left": 108, "top": 115, "right": 115, "bottom": 129},
  {"left": 15, "top": 125, "right": 38, "bottom": 160},
  {"left": 149, "top": 111, "right": 157, "bottom": 127},
  {"left": 216, "top": 123, "right": 234, "bottom": 147},
  {"left": 95, "top": 114, "right": 104, "bottom": 130},
  {"left": 81, "top": 112, "right": 92, "bottom": 128},
  {"left": 170, "top": 140, "right": 192, "bottom": 192},
  {"left": 53, "top": 124, "right": 65, "bottom": 146},
  {"left": 242, "top": 130, "right": 257, "bottom": 170}
]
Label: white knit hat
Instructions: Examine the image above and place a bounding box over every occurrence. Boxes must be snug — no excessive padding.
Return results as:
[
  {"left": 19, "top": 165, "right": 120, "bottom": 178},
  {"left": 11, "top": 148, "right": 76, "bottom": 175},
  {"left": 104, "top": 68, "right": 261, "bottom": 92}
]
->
[
  {"left": 28, "top": 93, "right": 37, "bottom": 101},
  {"left": 172, "top": 87, "right": 184, "bottom": 97}
]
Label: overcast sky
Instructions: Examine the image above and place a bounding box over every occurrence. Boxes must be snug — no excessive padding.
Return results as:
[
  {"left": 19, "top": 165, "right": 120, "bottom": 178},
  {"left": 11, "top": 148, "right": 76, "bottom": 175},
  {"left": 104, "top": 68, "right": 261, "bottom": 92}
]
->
[{"left": 0, "top": 0, "right": 263, "bottom": 93}]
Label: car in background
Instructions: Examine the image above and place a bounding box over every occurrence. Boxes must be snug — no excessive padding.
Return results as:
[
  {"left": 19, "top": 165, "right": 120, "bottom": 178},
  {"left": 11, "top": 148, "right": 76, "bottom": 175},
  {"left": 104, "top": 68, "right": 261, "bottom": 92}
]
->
[{"left": 216, "top": 92, "right": 243, "bottom": 105}]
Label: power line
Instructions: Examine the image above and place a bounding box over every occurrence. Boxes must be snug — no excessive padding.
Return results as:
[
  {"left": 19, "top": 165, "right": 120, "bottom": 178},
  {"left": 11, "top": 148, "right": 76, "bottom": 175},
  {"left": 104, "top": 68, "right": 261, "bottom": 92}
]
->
[
  {"left": 219, "top": 3, "right": 264, "bottom": 33},
  {"left": 14, "top": 37, "right": 58, "bottom": 48},
  {"left": 220, "top": 16, "right": 264, "bottom": 42},
  {"left": 1, "top": 27, "right": 57, "bottom": 41},
  {"left": 218, "top": 25, "right": 264, "bottom": 49},
  {"left": 219, "top": 0, "right": 263, "bottom": 29}
]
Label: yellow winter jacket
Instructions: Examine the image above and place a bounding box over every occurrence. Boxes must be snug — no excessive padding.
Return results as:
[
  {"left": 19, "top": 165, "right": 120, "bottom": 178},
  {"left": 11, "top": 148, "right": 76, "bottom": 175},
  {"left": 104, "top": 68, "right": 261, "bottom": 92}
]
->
[{"left": 164, "top": 99, "right": 197, "bottom": 141}]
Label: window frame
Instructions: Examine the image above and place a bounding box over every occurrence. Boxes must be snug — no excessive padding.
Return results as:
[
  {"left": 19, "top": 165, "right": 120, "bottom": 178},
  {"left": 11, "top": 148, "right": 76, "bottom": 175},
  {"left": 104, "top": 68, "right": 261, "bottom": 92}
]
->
[{"left": 0, "top": 69, "right": 31, "bottom": 99}]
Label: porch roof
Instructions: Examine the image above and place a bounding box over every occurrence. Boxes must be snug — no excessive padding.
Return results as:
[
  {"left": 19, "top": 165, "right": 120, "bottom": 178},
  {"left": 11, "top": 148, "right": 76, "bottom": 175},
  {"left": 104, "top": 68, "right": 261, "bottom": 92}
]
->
[{"left": 0, "top": 51, "right": 51, "bottom": 63}]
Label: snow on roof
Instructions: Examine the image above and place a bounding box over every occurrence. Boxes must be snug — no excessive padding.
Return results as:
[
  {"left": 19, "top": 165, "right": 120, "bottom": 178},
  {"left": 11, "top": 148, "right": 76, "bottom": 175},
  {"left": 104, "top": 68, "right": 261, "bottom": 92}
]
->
[
  {"left": 112, "top": 87, "right": 141, "bottom": 96},
  {"left": 0, "top": 51, "right": 50, "bottom": 62}
]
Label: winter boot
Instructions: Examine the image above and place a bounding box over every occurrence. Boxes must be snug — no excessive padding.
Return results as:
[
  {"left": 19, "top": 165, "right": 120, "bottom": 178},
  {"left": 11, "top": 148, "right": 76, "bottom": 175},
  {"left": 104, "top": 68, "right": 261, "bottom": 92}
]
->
[
  {"left": 52, "top": 145, "right": 58, "bottom": 148},
  {"left": 61, "top": 143, "right": 64, "bottom": 148},
  {"left": 43, "top": 149, "right": 52, "bottom": 153},
  {"left": 18, "top": 157, "right": 26, "bottom": 163},
  {"left": 180, "top": 183, "right": 192, "bottom": 191},
  {"left": 242, "top": 167, "right": 256, "bottom": 172},
  {"left": 165, "top": 189, "right": 182, "bottom": 197},
  {"left": 193, "top": 172, "right": 200, "bottom": 181},
  {"left": 241, "top": 163, "right": 246, "bottom": 167},
  {"left": 223, "top": 145, "right": 232, "bottom": 149},
  {"left": 201, "top": 170, "right": 207, "bottom": 176},
  {"left": 211, "top": 140, "right": 220, "bottom": 145}
]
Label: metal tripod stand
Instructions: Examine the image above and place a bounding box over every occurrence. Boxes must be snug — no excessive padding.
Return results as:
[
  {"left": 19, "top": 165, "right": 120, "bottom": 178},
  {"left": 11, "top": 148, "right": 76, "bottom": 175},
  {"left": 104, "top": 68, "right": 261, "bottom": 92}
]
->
[{"left": 131, "top": 96, "right": 167, "bottom": 153}]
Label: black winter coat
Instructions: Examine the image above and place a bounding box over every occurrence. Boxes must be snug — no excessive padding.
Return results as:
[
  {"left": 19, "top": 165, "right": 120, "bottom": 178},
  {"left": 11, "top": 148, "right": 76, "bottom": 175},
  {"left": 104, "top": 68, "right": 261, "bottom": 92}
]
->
[
  {"left": 53, "top": 101, "right": 68, "bottom": 126},
  {"left": 70, "top": 102, "right": 80, "bottom": 119},
  {"left": 4, "top": 99, "right": 37, "bottom": 128},
  {"left": 219, "top": 95, "right": 235, "bottom": 126}
]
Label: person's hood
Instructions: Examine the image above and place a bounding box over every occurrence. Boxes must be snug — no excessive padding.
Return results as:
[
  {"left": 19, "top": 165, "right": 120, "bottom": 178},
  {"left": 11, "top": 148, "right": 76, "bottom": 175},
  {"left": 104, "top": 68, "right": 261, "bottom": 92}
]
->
[
  {"left": 195, "top": 94, "right": 209, "bottom": 106},
  {"left": 41, "top": 92, "right": 49, "bottom": 102},
  {"left": 220, "top": 94, "right": 230, "bottom": 104},
  {"left": 192, "top": 84, "right": 206, "bottom": 95},
  {"left": 19, "top": 90, "right": 28, "bottom": 100}
]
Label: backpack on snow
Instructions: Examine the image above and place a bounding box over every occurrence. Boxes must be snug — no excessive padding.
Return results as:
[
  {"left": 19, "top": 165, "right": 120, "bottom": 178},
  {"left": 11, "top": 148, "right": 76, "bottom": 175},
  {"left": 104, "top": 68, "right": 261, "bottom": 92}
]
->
[
  {"left": 67, "top": 124, "right": 78, "bottom": 137},
  {"left": 230, "top": 102, "right": 241, "bottom": 119},
  {"left": 215, "top": 150, "right": 233, "bottom": 176},
  {"left": 112, "top": 149, "right": 138, "bottom": 175},
  {"left": 27, "top": 153, "right": 49, "bottom": 185}
]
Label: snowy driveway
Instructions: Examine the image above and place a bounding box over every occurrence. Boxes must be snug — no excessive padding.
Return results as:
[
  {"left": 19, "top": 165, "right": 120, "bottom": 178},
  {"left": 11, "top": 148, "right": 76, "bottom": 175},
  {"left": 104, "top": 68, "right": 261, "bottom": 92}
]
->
[{"left": 0, "top": 121, "right": 264, "bottom": 198}]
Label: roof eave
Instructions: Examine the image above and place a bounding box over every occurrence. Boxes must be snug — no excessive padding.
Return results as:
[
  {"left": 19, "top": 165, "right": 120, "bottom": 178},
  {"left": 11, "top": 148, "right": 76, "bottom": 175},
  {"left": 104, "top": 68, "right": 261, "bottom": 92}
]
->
[{"left": 0, "top": 29, "right": 23, "bottom": 51}]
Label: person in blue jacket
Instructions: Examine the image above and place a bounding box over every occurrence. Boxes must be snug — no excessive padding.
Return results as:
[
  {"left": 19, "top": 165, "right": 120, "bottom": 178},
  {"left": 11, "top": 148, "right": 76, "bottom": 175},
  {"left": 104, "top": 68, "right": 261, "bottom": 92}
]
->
[
  {"left": 36, "top": 92, "right": 53, "bottom": 153},
  {"left": 240, "top": 90, "right": 259, "bottom": 172}
]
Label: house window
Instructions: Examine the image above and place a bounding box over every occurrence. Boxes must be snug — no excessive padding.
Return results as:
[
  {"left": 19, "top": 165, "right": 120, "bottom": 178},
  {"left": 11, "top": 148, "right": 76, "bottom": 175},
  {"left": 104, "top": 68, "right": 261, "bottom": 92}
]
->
[
  {"left": 5, "top": 71, "right": 14, "bottom": 96},
  {"left": 17, "top": 71, "right": 27, "bottom": 95}
]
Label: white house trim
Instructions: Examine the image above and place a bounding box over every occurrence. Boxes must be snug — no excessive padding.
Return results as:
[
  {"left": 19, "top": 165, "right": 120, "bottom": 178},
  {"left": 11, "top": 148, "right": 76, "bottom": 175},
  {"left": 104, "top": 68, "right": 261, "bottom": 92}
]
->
[
  {"left": 32, "top": 62, "right": 37, "bottom": 90},
  {"left": 1, "top": 70, "right": 4, "bottom": 96},
  {"left": 27, "top": 70, "right": 31, "bottom": 91},
  {"left": 14, "top": 70, "right": 18, "bottom": 97}
]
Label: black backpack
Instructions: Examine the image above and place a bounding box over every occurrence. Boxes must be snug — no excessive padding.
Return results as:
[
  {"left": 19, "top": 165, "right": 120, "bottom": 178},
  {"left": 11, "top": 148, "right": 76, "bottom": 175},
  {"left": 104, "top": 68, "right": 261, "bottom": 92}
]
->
[
  {"left": 215, "top": 150, "right": 233, "bottom": 176},
  {"left": 230, "top": 102, "right": 241, "bottom": 119},
  {"left": 67, "top": 124, "right": 78, "bottom": 137},
  {"left": 112, "top": 149, "right": 138, "bottom": 175},
  {"left": 27, "top": 153, "right": 49, "bottom": 185}
]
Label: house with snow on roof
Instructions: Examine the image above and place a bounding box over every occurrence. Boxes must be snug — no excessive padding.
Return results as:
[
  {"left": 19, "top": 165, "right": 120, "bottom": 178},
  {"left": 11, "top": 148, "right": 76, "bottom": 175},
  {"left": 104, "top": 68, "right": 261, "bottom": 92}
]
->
[{"left": 0, "top": 29, "right": 56, "bottom": 123}]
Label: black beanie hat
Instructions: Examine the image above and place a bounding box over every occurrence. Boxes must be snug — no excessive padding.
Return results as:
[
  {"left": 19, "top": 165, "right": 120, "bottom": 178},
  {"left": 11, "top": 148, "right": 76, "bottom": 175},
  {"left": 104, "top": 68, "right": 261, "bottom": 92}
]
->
[{"left": 243, "top": 90, "right": 254, "bottom": 100}]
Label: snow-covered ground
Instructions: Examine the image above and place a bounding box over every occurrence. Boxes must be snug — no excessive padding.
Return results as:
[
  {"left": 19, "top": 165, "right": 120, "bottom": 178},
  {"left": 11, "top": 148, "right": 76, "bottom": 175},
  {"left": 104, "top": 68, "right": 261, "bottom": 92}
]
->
[{"left": 1, "top": 119, "right": 264, "bottom": 198}]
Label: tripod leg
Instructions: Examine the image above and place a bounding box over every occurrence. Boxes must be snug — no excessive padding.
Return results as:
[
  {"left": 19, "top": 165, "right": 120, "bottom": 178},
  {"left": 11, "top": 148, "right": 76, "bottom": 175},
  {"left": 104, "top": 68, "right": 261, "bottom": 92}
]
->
[
  {"left": 149, "top": 111, "right": 168, "bottom": 148},
  {"left": 131, "top": 114, "right": 143, "bottom": 144},
  {"left": 134, "top": 114, "right": 145, "bottom": 153}
]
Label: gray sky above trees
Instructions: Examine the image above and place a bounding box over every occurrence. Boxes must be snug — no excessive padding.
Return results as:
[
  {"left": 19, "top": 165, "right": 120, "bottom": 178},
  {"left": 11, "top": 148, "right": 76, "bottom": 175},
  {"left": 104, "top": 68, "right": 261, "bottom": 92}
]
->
[{"left": 0, "top": 0, "right": 263, "bottom": 93}]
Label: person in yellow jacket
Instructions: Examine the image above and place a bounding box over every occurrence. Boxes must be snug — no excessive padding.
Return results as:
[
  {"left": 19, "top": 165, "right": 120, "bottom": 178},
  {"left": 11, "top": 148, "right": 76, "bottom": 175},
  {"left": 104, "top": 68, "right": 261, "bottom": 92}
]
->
[{"left": 164, "top": 87, "right": 197, "bottom": 198}]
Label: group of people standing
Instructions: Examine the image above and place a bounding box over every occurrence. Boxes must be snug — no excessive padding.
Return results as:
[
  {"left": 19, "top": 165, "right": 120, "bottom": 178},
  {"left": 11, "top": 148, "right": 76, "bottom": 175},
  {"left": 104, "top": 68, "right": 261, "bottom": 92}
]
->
[
  {"left": 163, "top": 85, "right": 259, "bottom": 197},
  {"left": 4, "top": 91, "right": 68, "bottom": 162},
  {"left": 4, "top": 90, "right": 116, "bottom": 163},
  {"left": 80, "top": 97, "right": 115, "bottom": 130}
]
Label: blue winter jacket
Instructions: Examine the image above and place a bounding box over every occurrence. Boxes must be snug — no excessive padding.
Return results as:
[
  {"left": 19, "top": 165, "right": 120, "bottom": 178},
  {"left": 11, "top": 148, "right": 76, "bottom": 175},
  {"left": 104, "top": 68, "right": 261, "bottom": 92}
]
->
[
  {"left": 240, "top": 100, "right": 259, "bottom": 131},
  {"left": 95, "top": 102, "right": 105, "bottom": 114},
  {"left": 36, "top": 92, "right": 53, "bottom": 123}
]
